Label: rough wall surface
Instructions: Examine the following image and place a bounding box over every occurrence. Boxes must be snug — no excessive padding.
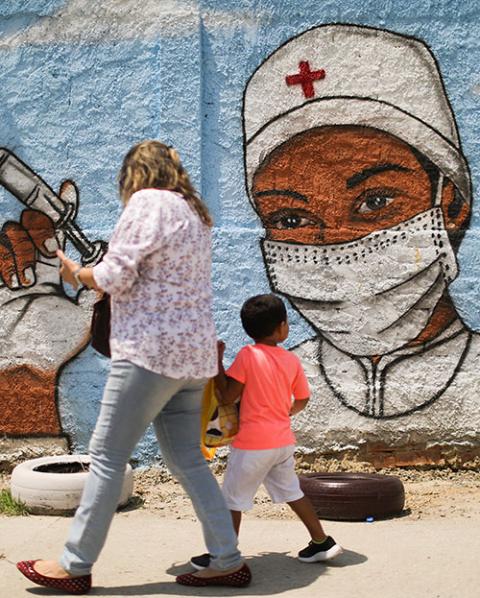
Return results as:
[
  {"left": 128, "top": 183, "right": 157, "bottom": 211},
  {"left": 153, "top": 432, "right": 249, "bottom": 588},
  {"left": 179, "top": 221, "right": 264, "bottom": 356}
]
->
[{"left": 0, "top": 0, "right": 479, "bottom": 466}]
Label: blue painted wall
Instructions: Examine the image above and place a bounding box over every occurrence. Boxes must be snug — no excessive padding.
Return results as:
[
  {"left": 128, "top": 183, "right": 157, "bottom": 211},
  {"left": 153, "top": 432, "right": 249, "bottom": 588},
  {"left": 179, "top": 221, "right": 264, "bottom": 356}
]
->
[{"left": 1, "top": 0, "right": 479, "bottom": 463}]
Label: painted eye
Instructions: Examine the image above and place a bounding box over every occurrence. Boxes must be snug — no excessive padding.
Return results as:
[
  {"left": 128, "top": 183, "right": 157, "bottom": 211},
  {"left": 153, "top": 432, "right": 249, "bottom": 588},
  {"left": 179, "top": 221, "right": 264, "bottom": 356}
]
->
[
  {"left": 357, "top": 194, "right": 396, "bottom": 213},
  {"left": 268, "top": 211, "right": 316, "bottom": 229}
]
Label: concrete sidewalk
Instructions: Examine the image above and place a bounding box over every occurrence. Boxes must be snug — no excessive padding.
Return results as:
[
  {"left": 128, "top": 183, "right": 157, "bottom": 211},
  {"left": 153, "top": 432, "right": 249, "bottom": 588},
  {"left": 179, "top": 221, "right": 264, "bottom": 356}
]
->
[{"left": 1, "top": 511, "right": 479, "bottom": 598}]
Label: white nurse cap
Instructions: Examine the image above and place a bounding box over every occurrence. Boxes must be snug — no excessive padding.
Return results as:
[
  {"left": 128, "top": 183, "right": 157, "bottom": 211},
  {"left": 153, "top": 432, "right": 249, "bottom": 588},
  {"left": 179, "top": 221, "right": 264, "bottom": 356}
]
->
[{"left": 243, "top": 24, "right": 471, "bottom": 204}]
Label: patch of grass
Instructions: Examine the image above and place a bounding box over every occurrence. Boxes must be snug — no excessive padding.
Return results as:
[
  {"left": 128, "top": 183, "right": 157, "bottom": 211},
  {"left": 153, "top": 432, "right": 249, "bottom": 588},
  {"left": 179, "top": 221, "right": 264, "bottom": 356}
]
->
[{"left": 0, "top": 489, "right": 29, "bottom": 516}]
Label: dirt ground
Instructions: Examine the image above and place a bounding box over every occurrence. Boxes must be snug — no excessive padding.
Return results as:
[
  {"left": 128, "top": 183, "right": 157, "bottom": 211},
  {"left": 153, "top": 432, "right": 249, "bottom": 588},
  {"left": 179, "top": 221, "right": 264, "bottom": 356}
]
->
[
  {"left": 3, "top": 457, "right": 479, "bottom": 598},
  {"left": 130, "top": 460, "right": 480, "bottom": 522},
  {"left": 2, "top": 457, "right": 479, "bottom": 521}
]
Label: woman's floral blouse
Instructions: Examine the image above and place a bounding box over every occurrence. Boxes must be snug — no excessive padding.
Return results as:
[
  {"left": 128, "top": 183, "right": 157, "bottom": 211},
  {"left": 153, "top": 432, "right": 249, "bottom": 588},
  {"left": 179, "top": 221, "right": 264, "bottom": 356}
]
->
[{"left": 93, "top": 189, "right": 217, "bottom": 379}]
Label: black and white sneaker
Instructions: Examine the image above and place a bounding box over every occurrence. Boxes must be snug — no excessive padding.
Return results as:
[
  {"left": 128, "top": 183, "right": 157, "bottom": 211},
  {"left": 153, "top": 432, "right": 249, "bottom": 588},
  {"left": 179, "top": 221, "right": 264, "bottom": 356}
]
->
[
  {"left": 189, "top": 553, "right": 211, "bottom": 570},
  {"left": 297, "top": 536, "right": 343, "bottom": 562}
]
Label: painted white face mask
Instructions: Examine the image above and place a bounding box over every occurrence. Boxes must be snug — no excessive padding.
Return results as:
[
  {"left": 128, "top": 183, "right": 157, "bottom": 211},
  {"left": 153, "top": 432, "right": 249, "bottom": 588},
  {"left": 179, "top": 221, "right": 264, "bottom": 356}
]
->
[{"left": 261, "top": 176, "right": 459, "bottom": 356}]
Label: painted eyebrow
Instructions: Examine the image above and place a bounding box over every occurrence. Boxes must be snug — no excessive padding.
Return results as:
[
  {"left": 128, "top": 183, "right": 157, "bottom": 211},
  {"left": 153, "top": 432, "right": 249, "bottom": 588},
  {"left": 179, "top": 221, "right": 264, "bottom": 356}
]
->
[
  {"left": 254, "top": 189, "right": 309, "bottom": 202},
  {"left": 346, "top": 163, "right": 412, "bottom": 189}
]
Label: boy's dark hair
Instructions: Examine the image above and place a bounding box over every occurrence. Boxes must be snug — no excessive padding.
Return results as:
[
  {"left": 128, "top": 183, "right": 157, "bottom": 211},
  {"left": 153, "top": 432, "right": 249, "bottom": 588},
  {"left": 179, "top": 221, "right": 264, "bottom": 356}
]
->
[{"left": 240, "top": 294, "right": 287, "bottom": 340}]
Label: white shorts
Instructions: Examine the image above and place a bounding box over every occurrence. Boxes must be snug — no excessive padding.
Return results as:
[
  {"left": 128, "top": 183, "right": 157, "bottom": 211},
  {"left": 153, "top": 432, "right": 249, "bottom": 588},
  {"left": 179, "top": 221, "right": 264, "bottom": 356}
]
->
[{"left": 222, "top": 445, "right": 304, "bottom": 511}]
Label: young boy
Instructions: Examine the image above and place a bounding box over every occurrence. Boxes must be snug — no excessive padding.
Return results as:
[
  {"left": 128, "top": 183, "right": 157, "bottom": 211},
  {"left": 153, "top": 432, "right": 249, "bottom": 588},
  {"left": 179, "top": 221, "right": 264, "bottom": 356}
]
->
[{"left": 191, "top": 294, "right": 342, "bottom": 570}]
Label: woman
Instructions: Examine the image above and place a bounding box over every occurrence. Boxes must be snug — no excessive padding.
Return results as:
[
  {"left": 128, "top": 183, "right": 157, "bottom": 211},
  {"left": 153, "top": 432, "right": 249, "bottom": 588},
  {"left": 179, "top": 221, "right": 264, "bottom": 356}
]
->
[{"left": 17, "top": 141, "right": 251, "bottom": 594}]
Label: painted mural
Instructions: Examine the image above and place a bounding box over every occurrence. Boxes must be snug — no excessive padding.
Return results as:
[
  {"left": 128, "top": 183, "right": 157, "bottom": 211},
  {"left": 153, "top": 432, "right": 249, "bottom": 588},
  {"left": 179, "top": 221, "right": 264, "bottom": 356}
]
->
[
  {"left": 0, "top": 149, "right": 104, "bottom": 438},
  {"left": 1, "top": 2, "right": 479, "bottom": 465},
  {"left": 243, "top": 24, "right": 480, "bottom": 459}
]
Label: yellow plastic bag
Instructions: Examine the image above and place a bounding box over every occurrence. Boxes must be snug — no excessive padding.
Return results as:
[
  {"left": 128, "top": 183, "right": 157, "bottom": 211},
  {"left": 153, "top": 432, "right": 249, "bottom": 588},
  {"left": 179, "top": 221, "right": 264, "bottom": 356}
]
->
[{"left": 200, "top": 379, "right": 239, "bottom": 460}]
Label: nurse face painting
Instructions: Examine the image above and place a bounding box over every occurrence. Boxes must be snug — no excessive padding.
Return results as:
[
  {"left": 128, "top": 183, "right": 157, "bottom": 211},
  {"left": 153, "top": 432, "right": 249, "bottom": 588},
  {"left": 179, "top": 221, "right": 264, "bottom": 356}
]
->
[
  {"left": 253, "top": 126, "right": 461, "bottom": 246},
  {"left": 243, "top": 24, "right": 476, "bottom": 419},
  {"left": 252, "top": 125, "right": 469, "bottom": 355},
  {"left": 244, "top": 24, "right": 472, "bottom": 358}
]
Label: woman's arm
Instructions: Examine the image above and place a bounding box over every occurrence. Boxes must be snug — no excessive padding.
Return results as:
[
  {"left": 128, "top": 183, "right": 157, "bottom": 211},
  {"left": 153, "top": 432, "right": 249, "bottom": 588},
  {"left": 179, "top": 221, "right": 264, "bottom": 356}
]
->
[
  {"left": 58, "top": 191, "right": 170, "bottom": 295},
  {"left": 57, "top": 250, "right": 101, "bottom": 290}
]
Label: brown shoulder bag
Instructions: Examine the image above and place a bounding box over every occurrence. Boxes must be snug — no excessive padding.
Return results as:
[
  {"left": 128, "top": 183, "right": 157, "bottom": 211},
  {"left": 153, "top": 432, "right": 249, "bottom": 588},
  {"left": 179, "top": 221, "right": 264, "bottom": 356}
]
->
[{"left": 90, "top": 292, "right": 111, "bottom": 357}]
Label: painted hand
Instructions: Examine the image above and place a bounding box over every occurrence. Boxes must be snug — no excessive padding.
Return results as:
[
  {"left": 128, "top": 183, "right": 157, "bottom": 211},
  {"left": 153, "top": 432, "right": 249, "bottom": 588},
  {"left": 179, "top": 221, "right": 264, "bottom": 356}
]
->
[{"left": 0, "top": 182, "right": 96, "bottom": 437}]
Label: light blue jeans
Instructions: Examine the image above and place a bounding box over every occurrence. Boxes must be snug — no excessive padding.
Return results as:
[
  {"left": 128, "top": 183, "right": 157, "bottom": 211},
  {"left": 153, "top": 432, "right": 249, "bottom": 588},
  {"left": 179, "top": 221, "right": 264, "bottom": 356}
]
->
[{"left": 60, "top": 360, "right": 241, "bottom": 575}]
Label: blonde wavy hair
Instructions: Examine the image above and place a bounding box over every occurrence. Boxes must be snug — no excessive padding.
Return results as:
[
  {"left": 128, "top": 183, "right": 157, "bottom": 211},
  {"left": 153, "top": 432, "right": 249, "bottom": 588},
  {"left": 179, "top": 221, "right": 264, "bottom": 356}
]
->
[{"left": 118, "top": 140, "right": 213, "bottom": 227}]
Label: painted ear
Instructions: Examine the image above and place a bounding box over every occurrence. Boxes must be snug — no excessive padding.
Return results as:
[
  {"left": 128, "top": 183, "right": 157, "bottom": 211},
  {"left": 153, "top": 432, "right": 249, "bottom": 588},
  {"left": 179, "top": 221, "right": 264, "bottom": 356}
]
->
[{"left": 441, "top": 179, "right": 470, "bottom": 232}]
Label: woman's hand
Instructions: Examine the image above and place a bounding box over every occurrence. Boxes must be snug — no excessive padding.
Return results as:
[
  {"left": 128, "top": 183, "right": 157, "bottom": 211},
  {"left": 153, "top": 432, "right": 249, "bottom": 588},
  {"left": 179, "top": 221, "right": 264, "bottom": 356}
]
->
[
  {"left": 56, "top": 249, "right": 81, "bottom": 289},
  {"left": 57, "top": 249, "right": 100, "bottom": 291}
]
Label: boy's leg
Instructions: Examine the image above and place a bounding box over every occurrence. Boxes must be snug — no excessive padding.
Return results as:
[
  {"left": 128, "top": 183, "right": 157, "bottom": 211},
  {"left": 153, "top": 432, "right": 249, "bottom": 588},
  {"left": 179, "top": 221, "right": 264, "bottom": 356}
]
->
[
  {"left": 190, "top": 507, "right": 243, "bottom": 571},
  {"left": 222, "top": 447, "right": 276, "bottom": 515},
  {"left": 263, "top": 445, "right": 343, "bottom": 562},
  {"left": 190, "top": 448, "right": 273, "bottom": 570},
  {"left": 262, "top": 447, "right": 325, "bottom": 537},
  {"left": 287, "top": 496, "right": 326, "bottom": 541},
  {"left": 231, "top": 510, "right": 242, "bottom": 535}
]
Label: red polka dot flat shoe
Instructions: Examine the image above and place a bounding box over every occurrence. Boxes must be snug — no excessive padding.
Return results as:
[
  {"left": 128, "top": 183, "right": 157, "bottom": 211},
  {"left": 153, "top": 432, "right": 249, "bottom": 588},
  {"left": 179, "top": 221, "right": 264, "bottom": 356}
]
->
[
  {"left": 17, "top": 560, "right": 92, "bottom": 595},
  {"left": 176, "top": 563, "right": 251, "bottom": 587}
]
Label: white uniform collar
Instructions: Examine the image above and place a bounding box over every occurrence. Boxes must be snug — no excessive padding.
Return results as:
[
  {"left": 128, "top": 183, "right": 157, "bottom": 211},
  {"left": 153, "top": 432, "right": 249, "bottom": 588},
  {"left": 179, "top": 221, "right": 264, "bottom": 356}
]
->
[{"left": 316, "top": 318, "right": 471, "bottom": 419}]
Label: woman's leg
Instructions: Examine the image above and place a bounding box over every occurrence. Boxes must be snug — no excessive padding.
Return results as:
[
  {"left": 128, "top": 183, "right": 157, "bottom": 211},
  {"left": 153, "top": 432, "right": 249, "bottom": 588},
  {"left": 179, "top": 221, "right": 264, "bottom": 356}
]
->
[
  {"left": 153, "top": 379, "right": 242, "bottom": 572},
  {"left": 59, "top": 361, "right": 183, "bottom": 576}
]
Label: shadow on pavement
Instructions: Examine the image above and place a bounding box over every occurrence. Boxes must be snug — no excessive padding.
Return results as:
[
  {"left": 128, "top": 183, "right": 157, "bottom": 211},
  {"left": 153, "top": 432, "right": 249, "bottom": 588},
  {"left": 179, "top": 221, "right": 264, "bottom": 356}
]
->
[{"left": 26, "top": 549, "right": 366, "bottom": 596}]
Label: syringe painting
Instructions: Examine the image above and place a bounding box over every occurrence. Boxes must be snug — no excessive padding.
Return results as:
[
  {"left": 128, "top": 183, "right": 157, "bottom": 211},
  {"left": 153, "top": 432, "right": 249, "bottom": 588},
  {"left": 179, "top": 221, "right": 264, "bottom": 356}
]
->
[{"left": 0, "top": 149, "right": 103, "bottom": 439}]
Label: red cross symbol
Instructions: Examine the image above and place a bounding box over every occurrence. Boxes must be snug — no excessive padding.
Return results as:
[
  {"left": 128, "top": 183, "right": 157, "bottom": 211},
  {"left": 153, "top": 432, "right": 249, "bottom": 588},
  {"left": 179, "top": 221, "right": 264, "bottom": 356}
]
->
[{"left": 285, "top": 61, "right": 326, "bottom": 99}]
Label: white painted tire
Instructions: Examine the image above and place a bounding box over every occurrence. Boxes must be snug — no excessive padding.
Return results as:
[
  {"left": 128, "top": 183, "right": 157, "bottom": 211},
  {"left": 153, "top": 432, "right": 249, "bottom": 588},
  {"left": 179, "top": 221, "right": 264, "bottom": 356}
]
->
[{"left": 10, "top": 455, "right": 134, "bottom": 515}]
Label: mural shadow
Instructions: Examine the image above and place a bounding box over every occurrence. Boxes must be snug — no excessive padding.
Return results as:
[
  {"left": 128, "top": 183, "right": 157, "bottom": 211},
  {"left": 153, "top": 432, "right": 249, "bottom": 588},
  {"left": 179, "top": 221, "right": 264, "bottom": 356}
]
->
[{"left": 26, "top": 550, "right": 366, "bottom": 596}]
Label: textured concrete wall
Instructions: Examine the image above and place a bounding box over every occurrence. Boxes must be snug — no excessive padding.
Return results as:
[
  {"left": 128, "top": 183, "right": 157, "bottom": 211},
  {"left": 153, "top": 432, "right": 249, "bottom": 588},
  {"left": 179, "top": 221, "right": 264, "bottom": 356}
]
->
[{"left": 0, "top": 0, "right": 479, "bottom": 466}]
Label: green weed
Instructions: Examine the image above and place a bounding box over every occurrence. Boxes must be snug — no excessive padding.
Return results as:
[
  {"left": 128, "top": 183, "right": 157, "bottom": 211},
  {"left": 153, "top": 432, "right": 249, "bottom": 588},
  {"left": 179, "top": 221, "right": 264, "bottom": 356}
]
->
[{"left": 0, "top": 489, "right": 29, "bottom": 516}]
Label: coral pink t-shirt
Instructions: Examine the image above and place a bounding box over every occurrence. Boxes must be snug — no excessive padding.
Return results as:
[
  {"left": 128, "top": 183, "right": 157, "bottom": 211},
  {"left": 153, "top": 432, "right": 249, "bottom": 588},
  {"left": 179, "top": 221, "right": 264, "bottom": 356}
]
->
[{"left": 227, "top": 344, "right": 310, "bottom": 450}]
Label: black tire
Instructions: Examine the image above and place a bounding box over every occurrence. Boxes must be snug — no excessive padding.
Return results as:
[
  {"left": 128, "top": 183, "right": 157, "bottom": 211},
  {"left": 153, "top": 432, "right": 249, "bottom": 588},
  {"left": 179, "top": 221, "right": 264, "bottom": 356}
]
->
[{"left": 299, "top": 472, "right": 405, "bottom": 521}]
